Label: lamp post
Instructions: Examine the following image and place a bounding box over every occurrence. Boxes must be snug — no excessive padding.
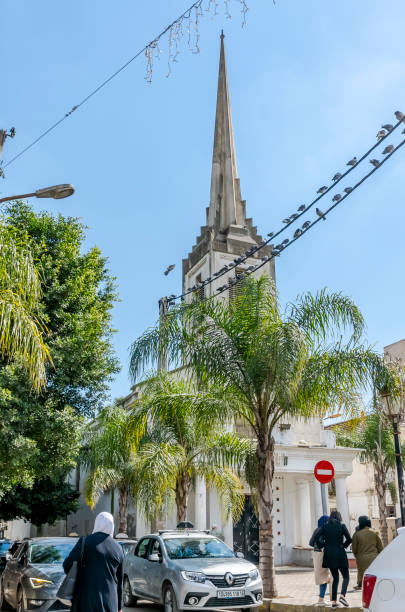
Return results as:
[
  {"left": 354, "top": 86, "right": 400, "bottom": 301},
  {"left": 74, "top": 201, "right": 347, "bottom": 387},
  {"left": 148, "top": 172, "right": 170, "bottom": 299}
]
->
[
  {"left": 0, "top": 184, "right": 75, "bottom": 204},
  {"left": 380, "top": 389, "right": 405, "bottom": 527}
]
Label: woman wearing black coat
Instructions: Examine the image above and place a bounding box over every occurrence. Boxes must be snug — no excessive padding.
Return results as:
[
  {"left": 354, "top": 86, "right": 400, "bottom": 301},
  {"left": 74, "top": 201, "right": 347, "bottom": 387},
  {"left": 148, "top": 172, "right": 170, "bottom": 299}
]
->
[
  {"left": 315, "top": 510, "right": 352, "bottom": 609},
  {"left": 63, "top": 511, "right": 124, "bottom": 612}
]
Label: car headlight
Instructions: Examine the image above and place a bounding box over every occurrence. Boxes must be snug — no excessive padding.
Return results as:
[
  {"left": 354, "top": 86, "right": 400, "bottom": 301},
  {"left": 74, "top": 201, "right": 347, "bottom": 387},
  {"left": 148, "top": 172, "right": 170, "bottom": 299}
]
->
[
  {"left": 248, "top": 569, "right": 259, "bottom": 580},
  {"left": 181, "top": 570, "right": 206, "bottom": 583},
  {"left": 29, "top": 577, "right": 53, "bottom": 589}
]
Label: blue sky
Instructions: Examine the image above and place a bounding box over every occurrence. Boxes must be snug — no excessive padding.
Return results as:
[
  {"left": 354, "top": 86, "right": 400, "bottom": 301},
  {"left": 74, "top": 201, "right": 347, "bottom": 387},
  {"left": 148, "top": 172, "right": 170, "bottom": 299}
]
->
[{"left": 1, "top": 1, "right": 405, "bottom": 402}]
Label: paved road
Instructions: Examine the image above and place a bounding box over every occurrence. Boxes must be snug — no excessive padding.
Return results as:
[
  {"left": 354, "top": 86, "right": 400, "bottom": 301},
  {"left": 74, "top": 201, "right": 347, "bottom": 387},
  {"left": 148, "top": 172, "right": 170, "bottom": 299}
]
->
[{"left": 124, "top": 602, "right": 161, "bottom": 612}]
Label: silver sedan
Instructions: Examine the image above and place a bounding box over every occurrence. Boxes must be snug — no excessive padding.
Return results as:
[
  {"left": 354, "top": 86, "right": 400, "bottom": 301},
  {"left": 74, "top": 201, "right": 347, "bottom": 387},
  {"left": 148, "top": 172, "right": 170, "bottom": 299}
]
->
[{"left": 123, "top": 530, "right": 263, "bottom": 612}]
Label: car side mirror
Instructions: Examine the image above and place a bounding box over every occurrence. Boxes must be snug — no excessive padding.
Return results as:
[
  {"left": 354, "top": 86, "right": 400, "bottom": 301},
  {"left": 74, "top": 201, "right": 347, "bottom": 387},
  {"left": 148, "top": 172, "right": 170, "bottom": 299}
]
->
[
  {"left": 148, "top": 553, "right": 160, "bottom": 563},
  {"left": 235, "top": 552, "right": 244, "bottom": 559}
]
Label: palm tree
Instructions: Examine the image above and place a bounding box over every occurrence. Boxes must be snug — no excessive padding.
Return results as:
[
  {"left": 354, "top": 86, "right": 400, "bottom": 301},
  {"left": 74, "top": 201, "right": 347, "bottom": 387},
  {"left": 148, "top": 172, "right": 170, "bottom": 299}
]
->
[
  {"left": 335, "top": 405, "right": 405, "bottom": 547},
  {"left": 81, "top": 403, "right": 140, "bottom": 533},
  {"left": 132, "top": 372, "right": 252, "bottom": 525},
  {"left": 129, "top": 275, "right": 380, "bottom": 597},
  {"left": 0, "top": 226, "right": 50, "bottom": 388}
]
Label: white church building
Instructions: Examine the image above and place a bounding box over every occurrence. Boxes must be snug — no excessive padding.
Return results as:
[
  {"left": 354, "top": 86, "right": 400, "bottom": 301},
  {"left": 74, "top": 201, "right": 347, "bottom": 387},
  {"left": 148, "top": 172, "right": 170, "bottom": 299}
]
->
[{"left": 7, "top": 35, "right": 359, "bottom": 566}]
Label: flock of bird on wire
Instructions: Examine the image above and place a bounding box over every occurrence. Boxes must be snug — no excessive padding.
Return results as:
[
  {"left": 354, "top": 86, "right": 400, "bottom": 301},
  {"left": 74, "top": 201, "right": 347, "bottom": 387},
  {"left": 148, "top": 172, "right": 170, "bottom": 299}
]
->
[{"left": 163, "top": 110, "right": 405, "bottom": 303}]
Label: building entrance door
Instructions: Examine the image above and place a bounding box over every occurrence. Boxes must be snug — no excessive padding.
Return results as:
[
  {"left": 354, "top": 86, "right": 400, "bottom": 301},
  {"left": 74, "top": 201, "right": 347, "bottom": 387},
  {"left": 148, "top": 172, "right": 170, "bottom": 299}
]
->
[{"left": 233, "top": 495, "right": 259, "bottom": 563}]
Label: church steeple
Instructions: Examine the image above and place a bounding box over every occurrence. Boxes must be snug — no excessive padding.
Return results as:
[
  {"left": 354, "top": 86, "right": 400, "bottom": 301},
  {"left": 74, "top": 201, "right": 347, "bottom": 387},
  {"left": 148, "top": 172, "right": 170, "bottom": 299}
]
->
[
  {"left": 208, "top": 32, "right": 244, "bottom": 231},
  {"left": 182, "top": 33, "right": 274, "bottom": 293}
]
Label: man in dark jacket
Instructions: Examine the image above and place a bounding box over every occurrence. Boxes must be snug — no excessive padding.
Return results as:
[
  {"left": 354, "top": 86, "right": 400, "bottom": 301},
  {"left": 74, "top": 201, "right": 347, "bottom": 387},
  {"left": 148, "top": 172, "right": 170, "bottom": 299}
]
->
[
  {"left": 63, "top": 512, "right": 124, "bottom": 612},
  {"left": 315, "top": 510, "right": 352, "bottom": 609}
]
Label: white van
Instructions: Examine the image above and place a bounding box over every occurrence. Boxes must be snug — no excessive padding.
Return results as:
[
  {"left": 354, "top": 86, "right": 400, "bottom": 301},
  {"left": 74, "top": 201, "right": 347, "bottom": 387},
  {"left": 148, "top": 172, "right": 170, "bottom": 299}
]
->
[{"left": 363, "top": 526, "right": 405, "bottom": 611}]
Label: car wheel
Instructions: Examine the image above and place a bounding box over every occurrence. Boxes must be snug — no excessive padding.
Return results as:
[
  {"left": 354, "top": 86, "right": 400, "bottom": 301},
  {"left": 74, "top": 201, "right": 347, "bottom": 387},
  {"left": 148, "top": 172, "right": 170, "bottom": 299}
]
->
[
  {"left": 164, "top": 584, "right": 179, "bottom": 612},
  {"left": 0, "top": 584, "right": 13, "bottom": 610},
  {"left": 16, "top": 587, "right": 25, "bottom": 612},
  {"left": 123, "top": 576, "right": 137, "bottom": 607}
]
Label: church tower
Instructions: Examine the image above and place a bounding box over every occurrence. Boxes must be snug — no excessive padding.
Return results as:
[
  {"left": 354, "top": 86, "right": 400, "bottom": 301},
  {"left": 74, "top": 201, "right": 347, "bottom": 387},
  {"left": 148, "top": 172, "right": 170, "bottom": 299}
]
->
[{"left": 182, "top": 33, "right": 275, "bottom": 299}]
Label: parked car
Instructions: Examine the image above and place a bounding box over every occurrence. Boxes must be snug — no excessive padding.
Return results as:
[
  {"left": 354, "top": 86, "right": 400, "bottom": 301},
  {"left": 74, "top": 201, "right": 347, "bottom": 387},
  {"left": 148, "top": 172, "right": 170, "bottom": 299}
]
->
[
  {"left": 0, "top": 536, "right": 78, "bottom": 611},
  {"left": 115, "top": 537, "right": 137, "bottom": 557},
  {"left": 123, "top": 529, "right": 263, "bottom": 612},
  {"left": 0, "top": 540, "right": 14, "bottom": 575},
  {"left": 363, "top": 526, "right": 405, "bottom": 611}
]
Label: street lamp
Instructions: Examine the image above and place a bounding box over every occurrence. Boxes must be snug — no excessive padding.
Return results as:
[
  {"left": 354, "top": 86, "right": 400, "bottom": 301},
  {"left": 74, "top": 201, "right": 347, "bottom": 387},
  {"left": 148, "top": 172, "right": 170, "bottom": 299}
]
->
[
  {"left": 0, "top": 184, "right": 75, "bottom": 204},
  {"left": 379, "top": 388, "right": 405, "bottom": 527}
]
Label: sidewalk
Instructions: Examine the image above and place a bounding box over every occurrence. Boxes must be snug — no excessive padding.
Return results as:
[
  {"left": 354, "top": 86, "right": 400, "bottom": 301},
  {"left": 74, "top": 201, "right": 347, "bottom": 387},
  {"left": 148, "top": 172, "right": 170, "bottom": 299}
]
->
[{"left": 265, "top": 567, "right": 362, "bottom": 611}]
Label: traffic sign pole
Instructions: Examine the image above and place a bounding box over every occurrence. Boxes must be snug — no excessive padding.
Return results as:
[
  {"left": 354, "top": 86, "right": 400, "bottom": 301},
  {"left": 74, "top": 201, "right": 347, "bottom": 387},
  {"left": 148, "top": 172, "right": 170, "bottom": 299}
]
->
[{"left": 320, "top": 482, "right": 328, "bottom": 515}]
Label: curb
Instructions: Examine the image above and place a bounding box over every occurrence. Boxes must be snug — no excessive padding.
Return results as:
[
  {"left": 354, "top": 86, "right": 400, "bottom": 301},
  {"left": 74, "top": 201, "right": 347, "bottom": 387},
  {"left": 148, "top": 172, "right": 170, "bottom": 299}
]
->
[{"left": 259, "top": 600, "right": 362, "bottom": 612}]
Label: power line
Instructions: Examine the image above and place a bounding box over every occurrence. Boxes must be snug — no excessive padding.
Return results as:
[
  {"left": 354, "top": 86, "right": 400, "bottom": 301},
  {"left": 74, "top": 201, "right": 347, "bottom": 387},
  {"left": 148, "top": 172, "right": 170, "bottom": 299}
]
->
[
  {"left": 169, "top": 118, "right": 403, "bottom": 303},
  {"left": 212, "top": 135, "right": 405, "bottom": 299},
  {"left": 3, "top": 0, "right": 206, "bottom": 170}
]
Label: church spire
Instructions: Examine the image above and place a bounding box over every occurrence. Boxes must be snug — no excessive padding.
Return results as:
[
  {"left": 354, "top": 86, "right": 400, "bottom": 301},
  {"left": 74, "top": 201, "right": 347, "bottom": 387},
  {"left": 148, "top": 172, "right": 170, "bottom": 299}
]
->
[{"left": 208, "top": 32, "right": 244, "bottom": 231}]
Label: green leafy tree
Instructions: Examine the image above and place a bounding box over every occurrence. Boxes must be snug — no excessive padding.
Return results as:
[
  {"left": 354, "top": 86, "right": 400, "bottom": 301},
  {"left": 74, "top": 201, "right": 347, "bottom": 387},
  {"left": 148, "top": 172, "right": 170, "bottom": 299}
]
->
[
  {"left": 0, "top": 202, "right": 119, "bottom": 493},
  {"left": 129, "top": 275, "right": 380, "bottom": 597},
  {"left": 2, "top": 202, "right": 120, "bottom": 416},
  {"left": 0, "top": 225, "right": 50, "bottom": 389},
  {"left": 0, "top": 477, "right": 80, "bottom": 528},
  {"left": 82, "top": 403, "right": 140, "bottom": 534},
  {"left": 133, "top": 372, "right": 251, "bottom": 524},
  {"left": 335, "top": 406, "right": 405, "bottom": 546}
]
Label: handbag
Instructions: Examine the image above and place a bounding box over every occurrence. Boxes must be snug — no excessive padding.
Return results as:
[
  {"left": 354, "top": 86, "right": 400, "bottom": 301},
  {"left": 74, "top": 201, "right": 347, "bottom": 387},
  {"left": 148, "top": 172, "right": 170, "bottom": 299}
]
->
[{"left": 57, "top": 536, "right": 86, "bottom": 602}]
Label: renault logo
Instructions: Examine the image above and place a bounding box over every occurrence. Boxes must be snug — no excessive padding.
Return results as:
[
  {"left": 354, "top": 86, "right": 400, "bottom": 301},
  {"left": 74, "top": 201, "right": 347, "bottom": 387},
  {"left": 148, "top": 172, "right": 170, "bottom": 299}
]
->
[{"left": 225, "top": 572, "right": 234, "bottom": 586}]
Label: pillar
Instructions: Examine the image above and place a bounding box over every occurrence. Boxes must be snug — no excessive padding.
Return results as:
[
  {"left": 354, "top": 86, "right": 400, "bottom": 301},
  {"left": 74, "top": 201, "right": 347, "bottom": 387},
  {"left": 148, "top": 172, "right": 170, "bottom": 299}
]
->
[
  {"left": 313, "top": 480, "right": 324, "bottom": 525},
  {"left": 223, "top": 515, "right": 234, "bottom": 549},
  {"left": 194, "top": 476, "right": 207, "bottom": 530},
  {"left": 135, "top": 509, "right": 149, "bottom": 539},
  {"left": 296, "top": 479, "right": 312, "bottom": 546},
  {"left": 335, "top": 476, "right": 350, "bottom": 527}
]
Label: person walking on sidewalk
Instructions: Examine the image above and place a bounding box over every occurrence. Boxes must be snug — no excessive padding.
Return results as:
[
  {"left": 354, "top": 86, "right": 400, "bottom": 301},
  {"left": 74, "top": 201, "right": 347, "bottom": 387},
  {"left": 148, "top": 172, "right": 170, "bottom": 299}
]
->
[
  {"left": 63, "top": 511, "right": 124, "bottom": 612},
  {"left": 315, "top": 510, "right": 352, "bottom": 608},
  {"left": 352, "top": 515, "right": 383, "bottom": 590},
  {"left": 309, "top": 515, "right": 331, "bottom": 606}
]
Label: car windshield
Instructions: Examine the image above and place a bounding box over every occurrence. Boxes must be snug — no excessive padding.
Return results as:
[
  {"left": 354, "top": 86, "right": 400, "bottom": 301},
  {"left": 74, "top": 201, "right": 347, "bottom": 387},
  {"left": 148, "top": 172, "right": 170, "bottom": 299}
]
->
[
  {"left": 164, "top": 537, "right": 234, "bottom": 559},
  {"left": 29, "top": 540, "right": 77, "bottom": 564},
  {"left": 0, "top": 541, "right": 12, "bottom": 554}
]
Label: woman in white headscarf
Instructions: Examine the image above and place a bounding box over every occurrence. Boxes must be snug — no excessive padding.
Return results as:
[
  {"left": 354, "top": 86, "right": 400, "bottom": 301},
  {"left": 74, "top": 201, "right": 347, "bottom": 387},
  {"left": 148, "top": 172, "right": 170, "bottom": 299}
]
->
[{"left": 63, "top": 512, "right": 124, "bottom": 612}]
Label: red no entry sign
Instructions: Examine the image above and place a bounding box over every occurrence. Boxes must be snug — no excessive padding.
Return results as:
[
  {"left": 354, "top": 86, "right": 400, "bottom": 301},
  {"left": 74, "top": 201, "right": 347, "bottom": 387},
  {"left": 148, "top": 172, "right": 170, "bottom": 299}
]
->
[{"left": 314, "top": 460, "right": 335, "bottom": 484}]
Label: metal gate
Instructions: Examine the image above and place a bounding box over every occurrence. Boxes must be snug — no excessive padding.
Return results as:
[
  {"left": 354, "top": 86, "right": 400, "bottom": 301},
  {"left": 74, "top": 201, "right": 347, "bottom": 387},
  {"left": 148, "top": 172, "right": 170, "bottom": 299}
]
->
[{"left": 233, "top": 495, "right": 259, "bottom": 563}]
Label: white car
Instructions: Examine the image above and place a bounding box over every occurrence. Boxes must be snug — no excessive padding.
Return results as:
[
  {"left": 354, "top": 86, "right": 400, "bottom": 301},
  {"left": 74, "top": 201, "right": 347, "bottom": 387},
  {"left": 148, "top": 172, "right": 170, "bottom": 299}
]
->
[{"left": 363, "top": 526, "right": 405, "bottom": 611}]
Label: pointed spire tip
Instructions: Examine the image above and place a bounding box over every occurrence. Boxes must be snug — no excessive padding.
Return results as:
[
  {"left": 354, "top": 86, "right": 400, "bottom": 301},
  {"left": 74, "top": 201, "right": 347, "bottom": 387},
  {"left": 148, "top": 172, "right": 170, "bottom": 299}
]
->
[{"left": 220, "top": 29, "right": 225, "bottom": 39}]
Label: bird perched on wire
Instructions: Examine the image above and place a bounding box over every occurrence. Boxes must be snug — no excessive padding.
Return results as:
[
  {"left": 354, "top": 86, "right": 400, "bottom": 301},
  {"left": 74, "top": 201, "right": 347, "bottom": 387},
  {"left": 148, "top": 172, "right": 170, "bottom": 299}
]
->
[
  {"left": 382, "top": 144, "right": 394, "bottom": 155},
  {"left": 297, "top": 204, "right": 306, "bottom": 212},
  {"left": 283, "top": 217, "right": 291, "bottom": 224},
  {"left": 332, "top": 194, "right": 342, "bottom": 202},
  {"left": 370, "top": 159, "right": 380, "bottom": 168},
  {"left": 395, "top": 111, "right": 405, "bottom": 122},
  {"left": 376, "top": 129, "right": 386, "bottom": 140},
  {"left": 344, "top": 187, "right": 353, "bottom": 194},
  {"left": 302, "top": 220, "right": 311, "bottom": 229},
  {"left": 316, "top": 208, "right": 326, "bottom": 220},
  {"left": 275, "top": 243, "right": 284, "bottom": 251},
  {"left": 282, "top": 238, "right": 289, "bottom": 245},
  {"left": 347, "top": 157, "right": 357, "bottom": 167},
  {"left": 290, "top": 213, "right": 299, "bottom": 221},
  {"left": 267, "top": 231, "right": 275, "bottom": 238},
  {"left": 272, "top": 249, "right": 281, "bottom": 257},
  {"left": 332, "top": 172, "right": 342, "bottom": 182},
  {"left": 164, "top": 264, "right": 175, "bottom": 276},
  {"left": 317, "top": 186, "right": 328, "bottom": 194},
  {"left": 382, "top": 124, "right": 394, "bottom": 132},
  {"left": 294, "top": 228, "right": 303, "bottom": 239}
]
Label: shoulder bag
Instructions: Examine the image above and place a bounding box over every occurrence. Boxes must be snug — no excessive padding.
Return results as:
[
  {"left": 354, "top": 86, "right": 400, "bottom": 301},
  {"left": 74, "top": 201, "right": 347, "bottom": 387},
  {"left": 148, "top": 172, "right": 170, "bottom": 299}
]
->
[{"left": 57, "top": 536, "right": 86, "bottom": 602}]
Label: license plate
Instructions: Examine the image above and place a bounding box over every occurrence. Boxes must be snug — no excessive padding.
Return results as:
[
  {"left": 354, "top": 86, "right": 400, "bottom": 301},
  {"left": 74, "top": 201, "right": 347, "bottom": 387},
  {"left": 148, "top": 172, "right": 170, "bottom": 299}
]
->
[{"left": 217, "top": 590, "right": 245, "bottom": 598}]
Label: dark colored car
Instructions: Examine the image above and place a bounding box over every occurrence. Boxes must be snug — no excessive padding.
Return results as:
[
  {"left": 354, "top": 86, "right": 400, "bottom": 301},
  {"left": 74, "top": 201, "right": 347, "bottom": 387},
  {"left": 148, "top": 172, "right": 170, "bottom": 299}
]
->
[{"left": 0, "top": 536, "right": 78, "bottom": 611}]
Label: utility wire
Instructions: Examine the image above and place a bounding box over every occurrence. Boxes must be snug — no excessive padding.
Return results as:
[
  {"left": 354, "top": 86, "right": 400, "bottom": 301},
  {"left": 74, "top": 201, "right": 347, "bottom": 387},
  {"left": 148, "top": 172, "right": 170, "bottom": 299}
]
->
[
  {"left": 170, "top": 116, "right": 403, "bottom": 303},
  {"left": 212, "top": 135, "right": 405, "bottom": 300},
  {"left": 3, "top": 0, "right": 204, "bottom": 170}
]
